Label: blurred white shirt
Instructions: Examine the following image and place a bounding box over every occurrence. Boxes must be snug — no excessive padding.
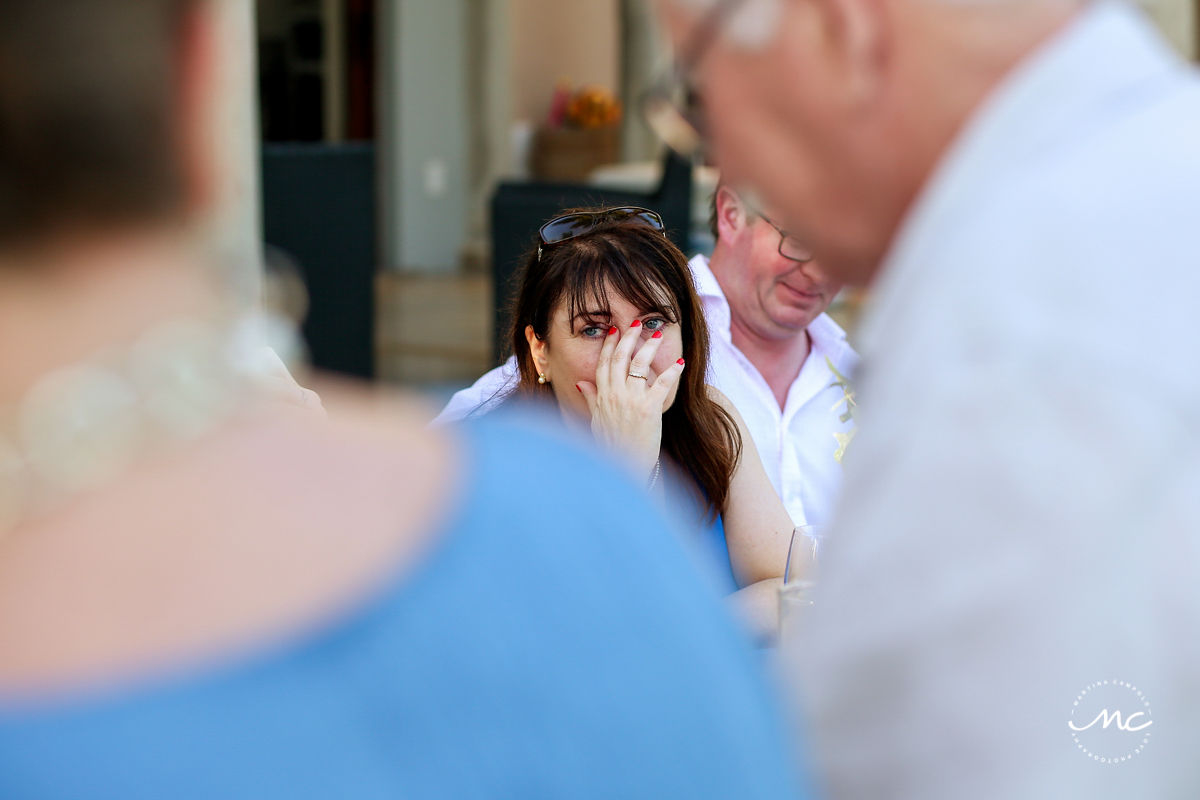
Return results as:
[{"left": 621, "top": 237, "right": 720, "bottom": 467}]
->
[
  {"left": 798, "top": 3, "right": 1200, "bottom": 798},
  {"left": 433, "top": 254, "right": 858, "bottom": 526}
]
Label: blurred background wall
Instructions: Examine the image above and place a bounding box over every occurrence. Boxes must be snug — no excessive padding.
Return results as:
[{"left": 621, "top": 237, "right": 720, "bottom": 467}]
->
[
  {"left": 1136, "top": 0, "right": 1197, "bottom": 56},
  {"left": 509, "top": 0, "right": 620, "bottom": 125},
  {"left": 229, "top": 0, "right": 1198, "bottom": 388},
  {"left": 378, "top": 0, "right": 470, "bottom": 275}
]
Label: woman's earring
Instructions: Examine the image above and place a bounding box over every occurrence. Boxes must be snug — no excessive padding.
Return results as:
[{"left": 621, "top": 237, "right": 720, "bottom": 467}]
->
[{"left": 537, "top": 373, "right": 549, "bottom": 385}]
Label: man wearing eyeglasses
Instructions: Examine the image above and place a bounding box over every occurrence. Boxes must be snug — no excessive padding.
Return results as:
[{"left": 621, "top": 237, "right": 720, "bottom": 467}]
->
[
  {"left": 697, "top": 183, "right": 855, "bottom": 528},
  {"left": 434, "top": 186, "right": 856, "bottom": 529},
  {"left": 651, "top": 0, "right": 1200, "bottom": 798}
]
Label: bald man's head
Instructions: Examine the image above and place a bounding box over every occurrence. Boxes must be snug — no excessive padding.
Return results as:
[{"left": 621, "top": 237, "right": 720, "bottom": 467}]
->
[{"left": 656, "top": 0, "right": 1083, "bottom": 283}]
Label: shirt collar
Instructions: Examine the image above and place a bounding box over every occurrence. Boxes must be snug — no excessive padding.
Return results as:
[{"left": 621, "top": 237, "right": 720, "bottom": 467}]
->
[
  {"left": 808, "top": 311, "right": 852, "bottom": 366},
  {"left": 689, "top": 253, "right": 727, "bottom": 305},
  {"left": 688, "top": 253, "right": 733, "bottom": 342}
]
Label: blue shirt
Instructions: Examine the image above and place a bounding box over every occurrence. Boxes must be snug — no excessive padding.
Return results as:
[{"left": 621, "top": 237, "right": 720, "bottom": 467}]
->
[
  {"left": 0, "top": 415, "right": 807, "bottom": 799},
  {"left": 704, "top": 513, "right": 738, "bottom": 591},
  {"left": 662, "top": 472, "right": 738, "bottom": 594}
]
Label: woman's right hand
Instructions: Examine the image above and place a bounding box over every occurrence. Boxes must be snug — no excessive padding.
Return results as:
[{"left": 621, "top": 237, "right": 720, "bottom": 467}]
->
[{"left": 576, "top": 321, "right": 685, "bottom": 482}]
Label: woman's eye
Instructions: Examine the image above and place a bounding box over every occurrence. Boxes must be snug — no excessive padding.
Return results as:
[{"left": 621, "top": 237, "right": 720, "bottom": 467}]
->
[
  {"left": 580, "top": 325, "right": 605, "bottom": 338},
  {"left": 643, "top": 318, "right": 667, "bottom": 332}
]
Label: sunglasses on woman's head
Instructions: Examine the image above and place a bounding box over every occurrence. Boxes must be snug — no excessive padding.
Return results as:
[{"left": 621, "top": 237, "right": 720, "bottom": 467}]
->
[{"left": 537, "top": 207, "right": 665, "bottom": 261}]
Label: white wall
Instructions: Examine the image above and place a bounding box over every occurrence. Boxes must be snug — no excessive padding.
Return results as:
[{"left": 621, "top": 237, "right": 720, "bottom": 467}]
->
[
  {"left": 378, "top": 0, "right": 626, "bottom": 272},
  {"left": 508, "top": 0, "right": 620, "bottom": 126},
  {"left": 379, "top": 0, "right": 471, "bottom": 273}
]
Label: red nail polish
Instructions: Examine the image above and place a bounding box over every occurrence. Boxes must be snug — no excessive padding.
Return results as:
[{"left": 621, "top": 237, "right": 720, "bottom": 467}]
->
[
  {"left": 652, "top": 330, "right": 663, "bottom": 339},
  {"left": 576, "top": 384, "right": 582, "bottom": 393},
  {"left": 608, "top": 326, "right": 618, "bottom": 336},
  {"left": 677, "top": 358, "right": 685, "bottom": 365},
  {"left": 630, "top": 319, "right": 641, "bottom": 328}
]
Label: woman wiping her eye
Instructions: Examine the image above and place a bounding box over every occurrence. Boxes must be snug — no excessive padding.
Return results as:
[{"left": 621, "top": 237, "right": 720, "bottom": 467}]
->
[{"left": 508, "top": 206, "right": 801, "bottom": 640}]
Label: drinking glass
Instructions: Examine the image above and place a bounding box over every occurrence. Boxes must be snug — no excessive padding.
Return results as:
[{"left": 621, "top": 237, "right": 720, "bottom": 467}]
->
[{"left": 778, "top": 525, "right": 823, "bottom": 645}]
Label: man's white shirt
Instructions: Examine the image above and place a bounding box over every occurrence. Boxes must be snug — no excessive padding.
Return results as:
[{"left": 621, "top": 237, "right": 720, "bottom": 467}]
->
[
  {"left": 433, "top": 253, "right": 858, "bottom": 526},
  {"left": 798, "top": 4, "right": 1200, "bottom": 798},
  {"left": 690, "top": 254, "right": 857, "bottom": 527}
]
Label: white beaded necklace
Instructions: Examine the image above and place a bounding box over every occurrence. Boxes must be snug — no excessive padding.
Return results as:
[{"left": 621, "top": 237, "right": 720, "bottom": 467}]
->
[{"left": 0, "top": 314, "right": 289, "bottom": 533}]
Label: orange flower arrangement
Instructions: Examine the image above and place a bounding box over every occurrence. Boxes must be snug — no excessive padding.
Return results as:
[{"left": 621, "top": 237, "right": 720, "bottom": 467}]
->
[{"left": 566, "top": 86, "right": 622, "bottom": 129}]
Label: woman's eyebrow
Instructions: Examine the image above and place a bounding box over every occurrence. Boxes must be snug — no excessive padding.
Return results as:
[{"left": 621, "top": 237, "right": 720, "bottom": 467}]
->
[
  {"left": 571, "top": 309, "right": 611, "bottom": 323},
  {"left": 641, "top": 303, "right": 677, "bottom": 319}
]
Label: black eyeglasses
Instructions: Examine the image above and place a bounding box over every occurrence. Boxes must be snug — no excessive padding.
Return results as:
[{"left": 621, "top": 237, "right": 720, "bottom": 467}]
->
[
  {"left": 758, "top": 213, "right": 814, "bottom": 263},
  {"left": 640, "top": 0, "right": 746, "bottom": 157},
  {"left": 537, "top": 207, "right": 665, "bottom": 261}
]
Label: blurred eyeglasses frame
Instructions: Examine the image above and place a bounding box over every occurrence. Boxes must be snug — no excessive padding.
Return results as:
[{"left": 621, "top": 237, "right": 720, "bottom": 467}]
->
[
  {"left": 537, "top": 207, "right": 665, "bottom": 261},
  {"left": 758, "top": 213, "right": 814, "bottom": 263},
  {"left": 639, "top": 0, "right": 747, "bottom": 157}
]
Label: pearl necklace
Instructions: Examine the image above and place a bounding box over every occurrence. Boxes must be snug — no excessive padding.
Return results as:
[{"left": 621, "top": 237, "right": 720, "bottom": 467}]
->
[{"left": 0, "top": 314, "right": 293, "bottom": 533}]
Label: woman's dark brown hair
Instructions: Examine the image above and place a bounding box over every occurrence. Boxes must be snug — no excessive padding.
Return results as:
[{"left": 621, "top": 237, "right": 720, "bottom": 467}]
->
[{"left": 508, "top": 210, "right": 742, "bottom": 519}]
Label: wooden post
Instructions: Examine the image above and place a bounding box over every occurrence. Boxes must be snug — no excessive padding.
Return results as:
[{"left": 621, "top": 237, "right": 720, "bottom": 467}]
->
[{"left": 201, "top": 0, "right": 263, "bottom": 305}]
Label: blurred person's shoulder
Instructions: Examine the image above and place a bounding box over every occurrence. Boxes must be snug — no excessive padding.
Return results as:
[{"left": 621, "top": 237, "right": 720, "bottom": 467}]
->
[
  {"left": 0, "top": 380, "right": 466, "bottom": 693},
  {"left": 0, "top": 379, "right": 688, "bottom": 694},
  {"left": 0, "top": 382, "right": 805, "bottom": 798}
]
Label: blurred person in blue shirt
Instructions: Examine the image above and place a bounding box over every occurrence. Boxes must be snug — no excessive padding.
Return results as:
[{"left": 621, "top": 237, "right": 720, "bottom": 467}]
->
[{"left": 0, "top": 2, "right": 806, "bottom": 798}]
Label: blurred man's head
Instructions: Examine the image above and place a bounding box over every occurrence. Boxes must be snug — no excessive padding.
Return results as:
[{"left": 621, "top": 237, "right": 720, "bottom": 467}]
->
[
  {"left": 709, "top": 184, "right": 842, "bottom": 342},
  {"left": 659, "top": 0, "right": 1082, "bottom": 284},
  {"left": 0, "top": 0, "right": 212, "bottom": 255}
]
